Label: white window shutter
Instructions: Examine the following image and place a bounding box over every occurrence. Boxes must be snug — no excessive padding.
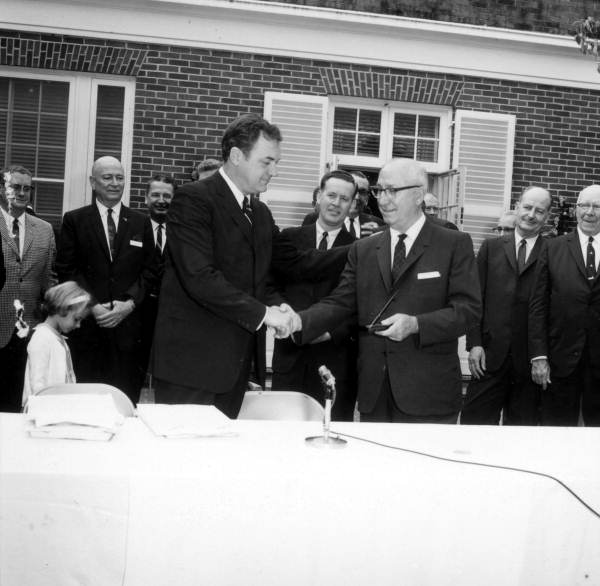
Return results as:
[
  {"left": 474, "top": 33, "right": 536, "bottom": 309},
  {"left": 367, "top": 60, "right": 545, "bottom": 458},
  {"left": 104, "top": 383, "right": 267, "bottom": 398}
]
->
[
  {"left": 264, "top": 92, "right": 328, "bottom": 228},
  {"left": 453, "top": 110, "right": 516, "bottom": 251}
]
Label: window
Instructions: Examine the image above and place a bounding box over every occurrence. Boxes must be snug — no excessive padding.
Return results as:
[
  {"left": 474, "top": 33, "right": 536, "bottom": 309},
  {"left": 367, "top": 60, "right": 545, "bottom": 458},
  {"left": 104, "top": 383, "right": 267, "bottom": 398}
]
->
[
  {"left": 329, "top": 99, "right": 451, "bottom": 173},
  {"left": 0, "top": 69, "right": 135, "bottom": 228}
]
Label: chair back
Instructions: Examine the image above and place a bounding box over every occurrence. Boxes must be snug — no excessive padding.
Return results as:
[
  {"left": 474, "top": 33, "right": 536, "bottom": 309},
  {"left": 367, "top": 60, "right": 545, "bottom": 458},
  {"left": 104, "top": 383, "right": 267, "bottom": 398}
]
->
[
  {"left": 34, "top": 383, "right": 135, "bottom": 417},
  {"left": 238, "top": 390, "right": 324, "bottom": 421}
]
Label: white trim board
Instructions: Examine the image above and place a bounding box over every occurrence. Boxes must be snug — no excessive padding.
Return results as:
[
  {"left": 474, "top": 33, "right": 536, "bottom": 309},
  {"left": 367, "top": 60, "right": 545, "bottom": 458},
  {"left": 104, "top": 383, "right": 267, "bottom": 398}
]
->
[{"left": 1, "top": 0, "right": 600, "bottom": 90}]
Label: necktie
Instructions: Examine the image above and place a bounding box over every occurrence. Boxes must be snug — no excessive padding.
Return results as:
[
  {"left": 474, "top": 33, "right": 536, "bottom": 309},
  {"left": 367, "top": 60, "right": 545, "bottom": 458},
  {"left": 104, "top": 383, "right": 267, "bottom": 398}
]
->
[
  {"left": 517, "top": 238, "right": 527, "bottom": 272},
  {"left": 348, "top": 218, "right": 357, "bottom": 239},
  {"left": 156, "top": 223, "right": 163, "bottom": 253},
  {"left": 242, "top": 196, "right": 253, "bottom": 226},
  {"left": 318, "top": 231, "right": 328, "bottom": 250},
  {"left": 106, "top": 208, "right": 117, "bottom": 259},
  {"left": 12, "top": 218, "right": 20, "bottom": 257},
  {"left": 587, "top": 236, "right": 596, "bottom": 281},
  {"left": 392, "top": 233, "right": 407, "bottom": 282}
]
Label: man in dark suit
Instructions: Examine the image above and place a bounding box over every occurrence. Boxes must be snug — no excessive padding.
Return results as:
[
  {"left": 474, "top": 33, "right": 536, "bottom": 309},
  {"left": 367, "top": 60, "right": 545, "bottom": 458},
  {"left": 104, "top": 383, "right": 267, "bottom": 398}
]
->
[
  {"left": 290, "top": 159, "right": 481, "bottom": 423},
  {"left": 271, "top": 170, "right": 357, "bottom": 420},
  {"left": 0, "top": 165, "right": 55, "bottom": 412},
  {"left": 529, "top": 184, "right": 600, "bottom": 426},
  {"left": 423, "top": 192, "right": 459, "bottom": 231},
  {"left": 56, "top": 156, "right": 154, "bottom": 403},
  {"left": 138, "top": 173, "right": 176, "bottom": 381},
  {"left": 302, "top": 171, "right": 384, "bottom": 238},
  {"left": 461, "top": 187, "right": 552, "bottom": 425},
  {"left": 151, "top": 114, "right": 348, "bottom": 418}
]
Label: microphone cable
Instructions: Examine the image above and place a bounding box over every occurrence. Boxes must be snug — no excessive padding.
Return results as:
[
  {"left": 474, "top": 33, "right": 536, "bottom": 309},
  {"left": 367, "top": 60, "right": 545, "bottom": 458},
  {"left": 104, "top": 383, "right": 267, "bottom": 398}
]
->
[{"left": 329, "top": 429, "right": 600, "bottom": 520}]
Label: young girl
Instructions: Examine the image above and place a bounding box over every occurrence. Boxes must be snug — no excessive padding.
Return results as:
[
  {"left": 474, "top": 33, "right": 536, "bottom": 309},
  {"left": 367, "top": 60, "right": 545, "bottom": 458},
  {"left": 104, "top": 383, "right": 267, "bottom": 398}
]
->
[{"left": 22, "top": 281, "right": 91, "bottom": 408}]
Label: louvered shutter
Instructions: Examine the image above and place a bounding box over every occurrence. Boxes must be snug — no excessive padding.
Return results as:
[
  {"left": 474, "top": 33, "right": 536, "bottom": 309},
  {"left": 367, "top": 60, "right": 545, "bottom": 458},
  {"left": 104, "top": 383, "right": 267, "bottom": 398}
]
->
[
  {"left": 453, "top": 111, "right": 516, "bottom": 251},
  {"left": 263, "top": 92, "right": 328, "bottom": 228}
]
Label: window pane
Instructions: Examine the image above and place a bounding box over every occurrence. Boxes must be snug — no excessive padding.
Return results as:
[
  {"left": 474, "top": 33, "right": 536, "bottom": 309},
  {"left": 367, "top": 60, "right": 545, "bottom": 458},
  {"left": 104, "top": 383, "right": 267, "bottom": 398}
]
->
[
  {"left": 32, "top": 181, "right": 64, "bottom": 229},
  {"left": 392, "top": 137, "right": 415, "bottom": 159},
  {"left": 13, "top": 80, "right": 40, "bottom": 112},
  {"left": 41, "top": 81, "right": 69, "bottom": 115},
  {"left": 37, "top": 147, "right": 66, "bottom": 178},
  {"left": 416, "top": 140, "right": 438, "bottom": 162},
  {"left": 418, "top": 116, "right": 439, "bottom": 139},
  {"left": 9, "top": 144, "right": 36, "bottom": 171},
  {"left": 333, "top": 107, "right": 357, "bottom": 131},
  {"left": 357, "top": 133, "right": 379, "bottom": 156},
  {"left": 358, "top": 109, "right": 381, "bottom": 133},
  {"left": 0, "top": 78, "right": 8, "bottom": 109},
  {"left": 394, "top": 113, "right": 416, "bottom": 137},
  {"left": 11, "top": 112, "right": 38, "bottom": 145},
  {"left": 94, "top": 85, "right": 124, "bottom": 160},
  {"left": 39, "top": 116, "right": 68, "bottom": 146},
  {"left": 332, "top": 131, "right": 355, "bottom": 154}
]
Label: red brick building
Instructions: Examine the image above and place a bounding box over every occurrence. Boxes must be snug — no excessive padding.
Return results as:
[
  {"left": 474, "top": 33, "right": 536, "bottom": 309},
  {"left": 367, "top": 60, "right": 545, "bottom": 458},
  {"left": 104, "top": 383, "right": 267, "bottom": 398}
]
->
[{"left": 1, "top": 0, "right": 598, "bottom": 245}]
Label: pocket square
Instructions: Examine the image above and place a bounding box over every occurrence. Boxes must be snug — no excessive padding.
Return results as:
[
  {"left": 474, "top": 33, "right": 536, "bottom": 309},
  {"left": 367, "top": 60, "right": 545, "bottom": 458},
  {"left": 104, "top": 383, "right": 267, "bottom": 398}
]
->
[
  {"left": 417, "top": 271, "right": 441, "bottom": 280},
  {"left": 130, "top": 239, "right": 143, "bottom": 248}
]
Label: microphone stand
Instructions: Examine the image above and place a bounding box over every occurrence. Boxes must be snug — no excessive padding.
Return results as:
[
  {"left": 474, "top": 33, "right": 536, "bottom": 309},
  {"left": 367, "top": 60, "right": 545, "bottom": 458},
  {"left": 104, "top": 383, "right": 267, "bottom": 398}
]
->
[{"left": 305, "top": 365, "right": 347, "bottom": 449}]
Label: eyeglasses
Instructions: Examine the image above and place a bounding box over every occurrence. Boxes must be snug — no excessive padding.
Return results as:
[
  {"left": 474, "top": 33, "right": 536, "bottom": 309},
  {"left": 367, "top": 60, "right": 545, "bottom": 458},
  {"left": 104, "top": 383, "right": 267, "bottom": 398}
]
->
[
  {"left": 372, "top": 185, "right": 421, "bottom": 199},
  {"left": 576, "top": 203, "right": 600, "bottom": 213},
  {"left": 424, "top": 206, "right": 439, "bottom": 212},
  {"left": 7, "top": 184, "right": 34, "bottom": 194}
]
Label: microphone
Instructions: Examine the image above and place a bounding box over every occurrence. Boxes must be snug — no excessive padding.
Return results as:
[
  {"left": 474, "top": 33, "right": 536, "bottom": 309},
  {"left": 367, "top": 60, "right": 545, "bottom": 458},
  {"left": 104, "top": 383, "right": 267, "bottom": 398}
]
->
[{"left": 305, "top": 364, "right": 347, "bottom": 449}]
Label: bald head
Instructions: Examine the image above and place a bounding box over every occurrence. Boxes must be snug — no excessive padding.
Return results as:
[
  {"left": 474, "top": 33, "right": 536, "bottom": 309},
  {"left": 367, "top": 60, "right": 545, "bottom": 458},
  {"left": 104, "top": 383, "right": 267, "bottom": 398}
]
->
[
  {"left": 90, "top": 157, "right": 125, "bottom": 207},
  {"left": 576, "top": 184, "right": 600, "bottom": 236},
  {"left": 376, "top": 159, "right": 427, "bottom": 232}
]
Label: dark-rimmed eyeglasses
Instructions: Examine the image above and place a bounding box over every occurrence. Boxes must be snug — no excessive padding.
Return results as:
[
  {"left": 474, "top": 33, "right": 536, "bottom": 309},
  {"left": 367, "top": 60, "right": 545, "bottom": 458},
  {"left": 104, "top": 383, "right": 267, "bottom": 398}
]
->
[
  {"left": 576, "top": 203, "right": 600, "bottom": 213},
  {"left": 372, "top": 185, "right": 421, "bottom": 199}
]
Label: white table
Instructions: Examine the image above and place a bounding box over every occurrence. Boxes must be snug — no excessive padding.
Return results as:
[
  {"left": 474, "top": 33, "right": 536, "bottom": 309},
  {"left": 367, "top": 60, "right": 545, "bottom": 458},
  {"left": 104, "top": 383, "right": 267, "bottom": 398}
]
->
[{"left": 1, "top": 414, "right": 599, "bottom": 586}]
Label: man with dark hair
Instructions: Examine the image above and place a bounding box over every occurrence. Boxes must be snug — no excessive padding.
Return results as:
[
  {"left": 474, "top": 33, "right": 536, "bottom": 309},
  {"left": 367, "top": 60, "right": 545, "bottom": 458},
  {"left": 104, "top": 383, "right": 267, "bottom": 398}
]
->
[
  {"left": 151, "top": 113, "right": 347, "bottom": 417},
  {"left": 0, "top": 165, "right": 55, "bottom": 412},
  {"left": 56, "top": 156, "right": 154, "bottom": 403},
  {"left": 191, "top": 158, "right": 221, "bottom": 181},
  {"left": 271, "top": 169, "right": 358, "bottom": 420},
  {"left": 138, "top": 174, "right": 176, "bottom": 380},
  {"left": 461, "top": 187, "right": 551, "bottom": 425}
]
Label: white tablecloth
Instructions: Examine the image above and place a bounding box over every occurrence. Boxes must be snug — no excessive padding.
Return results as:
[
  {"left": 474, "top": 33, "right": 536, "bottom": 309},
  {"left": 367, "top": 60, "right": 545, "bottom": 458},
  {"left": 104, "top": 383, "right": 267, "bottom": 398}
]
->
[{"left": 1, "top": 414, "right": 599, "bottom": 585}]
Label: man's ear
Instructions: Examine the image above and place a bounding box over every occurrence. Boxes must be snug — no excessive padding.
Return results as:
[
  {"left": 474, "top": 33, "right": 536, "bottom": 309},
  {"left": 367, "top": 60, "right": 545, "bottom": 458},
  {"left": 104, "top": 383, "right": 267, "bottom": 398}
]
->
[{"left": 229, "top": 146, "right": 243, "bottom": 166}]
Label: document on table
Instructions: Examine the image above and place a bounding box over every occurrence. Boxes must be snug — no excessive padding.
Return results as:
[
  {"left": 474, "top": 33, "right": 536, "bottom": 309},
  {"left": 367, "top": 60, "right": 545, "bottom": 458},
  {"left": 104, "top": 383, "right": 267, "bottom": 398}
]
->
[
  {"left": 137, "top": 404, "right": 236, "bottom": 438},
  {"left": 25, "top": 394, "right": 125, "bottom": 441}
]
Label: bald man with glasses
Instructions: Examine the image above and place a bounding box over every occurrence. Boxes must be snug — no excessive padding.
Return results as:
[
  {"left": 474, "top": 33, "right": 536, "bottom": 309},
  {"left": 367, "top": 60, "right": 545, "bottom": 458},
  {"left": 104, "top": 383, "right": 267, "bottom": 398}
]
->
[{"left": 292, "top": 159, "right": 480, "bottom": 423}]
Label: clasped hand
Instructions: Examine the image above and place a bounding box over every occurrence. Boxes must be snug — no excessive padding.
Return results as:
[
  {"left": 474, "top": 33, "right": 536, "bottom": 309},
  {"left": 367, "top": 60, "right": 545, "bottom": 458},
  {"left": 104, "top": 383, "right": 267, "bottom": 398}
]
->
[
  {"left": 374, "top": 313, "right": 418, "bottom": 341},
  {"left": 265, "top": 303, "right": 301, "bottom": 339},
  {"left": 93, "top": 300, "right": 135, "bottom": 329}
]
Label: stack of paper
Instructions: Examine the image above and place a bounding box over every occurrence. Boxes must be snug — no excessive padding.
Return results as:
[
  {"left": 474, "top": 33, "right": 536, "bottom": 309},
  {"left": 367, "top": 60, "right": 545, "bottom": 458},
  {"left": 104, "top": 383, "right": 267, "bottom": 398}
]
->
[
  {"left": 25, "top": 394, "right": 126, "bottom": 441},
  {"left": 137, "top": 404, "right": 235, "bottom": 438}
]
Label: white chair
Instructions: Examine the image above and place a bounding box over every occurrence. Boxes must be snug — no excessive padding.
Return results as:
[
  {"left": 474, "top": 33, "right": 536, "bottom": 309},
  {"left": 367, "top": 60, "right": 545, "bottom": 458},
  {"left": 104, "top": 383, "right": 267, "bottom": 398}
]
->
[
  {"left": 238, "top": 390, "right": 324, "bottom": 422},
  {"left": 34, "top": 383, "right": 136, "bottom": 417}
]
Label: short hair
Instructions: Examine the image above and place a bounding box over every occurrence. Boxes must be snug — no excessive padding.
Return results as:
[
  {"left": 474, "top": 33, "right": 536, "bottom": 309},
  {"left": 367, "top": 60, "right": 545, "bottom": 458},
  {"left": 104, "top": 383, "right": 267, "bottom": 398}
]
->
[
  {"left": 350, "top": 170, "right": 368, "bottom": 182},
  {"left": 191, "top": 158, "right": 221, "bottom": 181},
  {"left": 221, "top": 114, "right": 282, "bottom": 162},
  {"left": 319, "top": 170, "right": 357, "bottom": 197},
  {"left": 41, "top": 282, "right": 91, "bottom": 318},
  {"left": 519, "top": 186, "right": 552, "bottom": 209},
  {"left": 2, "top": 165, "right": 33, "bottom": 178},
  {"left": 146, "top": 173, "right": 177, "bottom": 194}
]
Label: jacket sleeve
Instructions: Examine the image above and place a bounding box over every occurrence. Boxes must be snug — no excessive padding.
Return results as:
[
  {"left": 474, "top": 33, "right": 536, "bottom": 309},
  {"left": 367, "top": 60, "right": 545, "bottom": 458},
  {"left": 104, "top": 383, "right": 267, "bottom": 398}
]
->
[
  {"left": 465, "top": 238, "right": 488, "bottom": 350},
  {"left": 527, "top": 241, "right": 549, "bottom": 360}
]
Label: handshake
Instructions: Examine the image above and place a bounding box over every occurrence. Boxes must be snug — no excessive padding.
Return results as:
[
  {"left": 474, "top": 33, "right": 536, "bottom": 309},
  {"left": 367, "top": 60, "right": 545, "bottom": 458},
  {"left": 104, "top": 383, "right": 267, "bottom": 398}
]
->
[{"left": 264, "top": 304, "right": 302, "bottom": 339}]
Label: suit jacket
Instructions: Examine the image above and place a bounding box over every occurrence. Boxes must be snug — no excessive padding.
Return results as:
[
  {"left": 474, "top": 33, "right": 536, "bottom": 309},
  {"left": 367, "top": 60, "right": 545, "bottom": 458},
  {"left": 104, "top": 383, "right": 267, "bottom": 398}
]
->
[
  {"left": 466, "top": 234, "right": 545, "bottom": 376},
  {"left": 302, "top": 211, "right": 384, "bottom": 234},
  {"left": 529, "top": 232, "right": 600, "bottom": 378},
  {"left": 144, "top": 217, "right": 167, "bottom": 299},
  {"left": 299, "top": 220, "right": 481, "bottom": 416},
  {"left": 427, "top": 215, "right": 459, "bottom": 231},
  {"left": 151, "top": 172, "right": 349, "bottom": 393},
  {"left": 272, "top": 223, "right": 356, "bottom": 380},
  {"left": 0, "top": 212, "right": 56, "bottom": 347},
  {"left": 56, "top": 203, "right": 153, "bottom": 306}
]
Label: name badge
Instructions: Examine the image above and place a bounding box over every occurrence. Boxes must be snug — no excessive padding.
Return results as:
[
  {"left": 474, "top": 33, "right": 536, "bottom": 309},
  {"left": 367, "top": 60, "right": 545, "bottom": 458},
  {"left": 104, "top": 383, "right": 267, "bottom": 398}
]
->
[
  {"left": 417, "top": 271, "right": 441, "bottom": 280},
  {"left": 130, "top": 239, "right": 143, "bottom": 248}
]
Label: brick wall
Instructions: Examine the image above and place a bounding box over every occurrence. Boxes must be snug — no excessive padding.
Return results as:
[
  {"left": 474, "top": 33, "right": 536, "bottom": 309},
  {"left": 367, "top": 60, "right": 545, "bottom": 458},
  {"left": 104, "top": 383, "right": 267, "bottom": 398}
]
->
[{"left": 1, "top": 29, "right": 598, "bottom": 229}]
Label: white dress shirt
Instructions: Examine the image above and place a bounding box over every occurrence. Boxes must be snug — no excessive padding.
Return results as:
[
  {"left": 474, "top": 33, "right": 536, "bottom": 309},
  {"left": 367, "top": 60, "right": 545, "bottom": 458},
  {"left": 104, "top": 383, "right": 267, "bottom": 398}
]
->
[
  {"left": 219, "top": 167, "right": 245, "bottom": 209},
  {"left": 389, "top": 213, "right": 426, "bottom": 268},
  {"left": 577, "top": 227, "right": 600, "bottom": 271},
  {"left": 151, "top": 218, "right": 166, "bottom": 251},
  {"left": 514, "top": 230, "right": 538, "bottom": 264},
  {"left": 2, "top": 208, "right": 25, "bottom": 256},
  {"left": 315, "top": 222, "right": 342, "bottom": 250},
  {"left": 95, "top": 200, "right": 122, "bottom": 258}
]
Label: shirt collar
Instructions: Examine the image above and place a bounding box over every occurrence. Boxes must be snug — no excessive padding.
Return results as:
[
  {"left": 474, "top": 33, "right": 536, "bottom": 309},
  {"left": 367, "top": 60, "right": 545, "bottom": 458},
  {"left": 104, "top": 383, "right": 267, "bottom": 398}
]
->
[
  {"left": 316, "top": 221, "right": 342, "bottom": 243},
  {"left": 514, "top": 229, "right": 538, "bottom": 247},
  {"left": 577, "top": 226, "right": 599, "bottom": 246},
  {"left": 1, "top": 207, "right": 24, "bottom": 228},
  {"left": 219, "top": 167, "right": 245, "bottom": 208},
  {"left": 96, "top": 199, "right": 122, "bottom": 218},
  {"left": 389, "top": 213, "right": 426, "bottom": 243}
]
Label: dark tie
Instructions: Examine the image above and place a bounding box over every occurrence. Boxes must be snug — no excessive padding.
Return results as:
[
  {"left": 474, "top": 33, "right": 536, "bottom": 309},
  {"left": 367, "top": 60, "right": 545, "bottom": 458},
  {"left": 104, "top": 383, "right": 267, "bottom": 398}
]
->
[
  {"left": 106, "top": 208, "right": 117, "bottom": 259},
  {"left": 12, "top": 218, "right": 20, "bottom": 257},
  {"left": 242, "top": 196, "right": 253, "bottom": 226},
  {"left": 392, "top": 233, "right": 407, "bottom": 282},
  {"left": 348, "top": 218, "right": 357, "bottom": 239},
  {"left": 156, "top": 223, "right": 164, "bottom": 254},
  {"left": 587, "top": 236, "right": 596, "bottom": 281},
  {"left": 318, "top": 231, "right": 328, "bottom": 250},
  {"left": 517, "top": 238, "right": 527, "bottom": 272}
]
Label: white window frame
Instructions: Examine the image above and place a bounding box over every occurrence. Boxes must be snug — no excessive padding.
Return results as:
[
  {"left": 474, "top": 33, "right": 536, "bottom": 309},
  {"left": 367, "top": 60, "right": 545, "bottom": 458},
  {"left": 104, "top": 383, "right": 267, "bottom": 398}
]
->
[
  {"left": 327, "top": 97, "right": 452, "bottom": 173},
  {"left": 0, "top": 66, "right": 135, "bottom": 213}
]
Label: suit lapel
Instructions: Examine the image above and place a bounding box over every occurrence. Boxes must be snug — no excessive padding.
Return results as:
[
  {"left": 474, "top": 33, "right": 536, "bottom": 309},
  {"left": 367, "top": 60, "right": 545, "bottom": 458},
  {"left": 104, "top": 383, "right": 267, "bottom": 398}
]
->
[
  {"left": 502, "top": 235, "right": 518, "bottom": 274},
  {"left": 566, "top": 232, "right": 588, "bottom": 282},
  {"left": 0, "top": 212, "right": 20, "bottom": 259},
  {"left": 376, "top": 229, "right": 392, "bottom": 292},
  {"left": 22, "top": 214, "right": 35, "bottom": 259},
  {"left": 521, "top": 235, "right": 542, "bottom": 275},
  {"left": 391, "top": 219, "right": 432, "bottom": 286},
  {"left": 333, "top": 226, "right": 355, "bottom": 246},
  {"left": 89, "top": 205, "right": 112, "bottom": 261},
  {"left": 113, "top": 205, "right": 130, "bottom": 258},
  {"left": 215, "top": 173, "right": 253, "bottom": 245}
]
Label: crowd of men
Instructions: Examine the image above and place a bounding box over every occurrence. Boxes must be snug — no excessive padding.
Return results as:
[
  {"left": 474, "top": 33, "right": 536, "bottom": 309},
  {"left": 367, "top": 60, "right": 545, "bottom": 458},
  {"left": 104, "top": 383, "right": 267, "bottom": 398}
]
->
[{"left": 1, "top": 112, "right": 599, "bottom": 426}]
